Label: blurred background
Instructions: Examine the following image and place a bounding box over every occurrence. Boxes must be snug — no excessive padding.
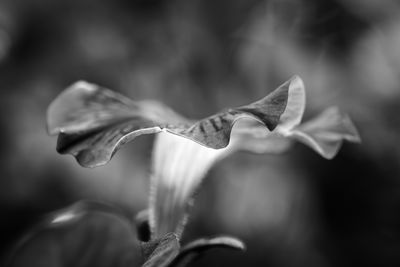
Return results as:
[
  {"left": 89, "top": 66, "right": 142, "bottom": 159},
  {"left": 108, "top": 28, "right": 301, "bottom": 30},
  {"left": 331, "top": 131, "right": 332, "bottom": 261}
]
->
[{"left": 0, "top": 0, "right": 400, "bottom": 266}]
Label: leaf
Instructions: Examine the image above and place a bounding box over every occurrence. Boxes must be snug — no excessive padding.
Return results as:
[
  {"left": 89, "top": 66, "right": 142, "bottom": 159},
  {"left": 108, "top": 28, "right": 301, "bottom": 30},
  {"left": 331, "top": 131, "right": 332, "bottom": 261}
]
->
[
  {"left": 169, "top": 236, "right": 245, "bottom": 267},
  {"left": 142, "top": 233, "right": 180, "bottom": 267},
  {"left": 47, "top": 78, "right": 292, "bottom": 167},
  {"left": 6, "top": 201, "right": 141, "bottom": 267},
  {"left": 289, "top": 106, "right": 361, "bottom": 159},
  {"left": 180, "top": 236, "right": 245, "bottom": 253}
]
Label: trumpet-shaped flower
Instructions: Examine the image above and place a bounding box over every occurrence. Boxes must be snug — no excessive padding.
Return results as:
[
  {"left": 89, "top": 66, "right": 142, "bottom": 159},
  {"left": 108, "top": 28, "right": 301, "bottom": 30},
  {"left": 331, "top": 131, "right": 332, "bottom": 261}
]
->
[{"left": 46, "top": 76, "right": 360, "bottom": 241}]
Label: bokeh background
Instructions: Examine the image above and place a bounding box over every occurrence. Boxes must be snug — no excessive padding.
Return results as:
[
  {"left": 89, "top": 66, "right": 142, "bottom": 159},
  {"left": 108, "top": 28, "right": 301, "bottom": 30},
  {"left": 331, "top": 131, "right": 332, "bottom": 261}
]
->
[{"left": 1, "top": 0, "right": 400, "bottom": 266}]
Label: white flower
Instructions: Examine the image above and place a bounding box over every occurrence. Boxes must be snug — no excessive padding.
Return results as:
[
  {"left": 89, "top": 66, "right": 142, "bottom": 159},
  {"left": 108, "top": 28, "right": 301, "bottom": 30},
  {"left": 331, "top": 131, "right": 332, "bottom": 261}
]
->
[{"left": 47, "top": 76, "right": 360, "bottom": 239}]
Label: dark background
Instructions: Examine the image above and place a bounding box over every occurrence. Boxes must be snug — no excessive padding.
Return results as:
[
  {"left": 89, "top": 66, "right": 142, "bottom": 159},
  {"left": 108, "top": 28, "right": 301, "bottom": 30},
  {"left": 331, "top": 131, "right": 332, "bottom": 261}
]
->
[{"left": 0, "top": 0, "right": 400, "bottom": 266}]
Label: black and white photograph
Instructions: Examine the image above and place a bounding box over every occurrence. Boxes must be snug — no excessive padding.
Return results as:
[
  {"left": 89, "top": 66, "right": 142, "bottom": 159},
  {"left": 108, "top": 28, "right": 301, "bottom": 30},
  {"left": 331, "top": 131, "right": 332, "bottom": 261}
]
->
[{"left": 0, "top": 0, "right": 398, "bottom": 266}]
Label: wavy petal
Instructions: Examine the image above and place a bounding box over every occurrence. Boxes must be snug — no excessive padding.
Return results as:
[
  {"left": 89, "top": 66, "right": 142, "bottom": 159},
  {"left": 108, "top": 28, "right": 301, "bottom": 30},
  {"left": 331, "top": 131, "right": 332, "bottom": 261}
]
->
[
  {"left": 289, "top": 107, "right": 361, "bottom": 159},
  {"left": 148, "top": 77, "right": 299, "bottom": 238},
  {"left": 47, "top": 79, "right": 291, "bottom": 167},
  {"left": 226, "top": 76, "right": 304, "bottom": 154},
  {"left": 225, "top": 80, "right": 361, "bottom": 158},
  {"left": 47, "top": 81, "right": 185, "bottom": 168}
]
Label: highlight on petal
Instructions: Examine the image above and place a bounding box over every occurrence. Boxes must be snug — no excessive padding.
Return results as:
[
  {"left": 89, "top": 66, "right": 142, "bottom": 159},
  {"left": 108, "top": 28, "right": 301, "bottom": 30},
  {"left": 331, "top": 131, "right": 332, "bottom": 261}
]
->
[
  {"left": 180, "top": 236, "right": 245, "bottom": 253},
  {"left": 6, "top": 201, "right": 141, "bottom": 267},
  {"left": 46, "top": 78, "right": 292, "bottom": 167},
  {"left": 228, "top": 120, "right": 292, "bottom": 154},
  {"left": 289, "top": 106, "right": 361, "bottom": 159},
  {"left": 48, "top": 81, "right": 136, "bottom": 135},
  {"left": 275, "top": 75, "right": 305, "bottom": 132},
  {"left": 169, "top": 236, "right": 245, "bottom": 267},
  {"left": 150, "top": 132, "right": 229, "bottom": 239}
]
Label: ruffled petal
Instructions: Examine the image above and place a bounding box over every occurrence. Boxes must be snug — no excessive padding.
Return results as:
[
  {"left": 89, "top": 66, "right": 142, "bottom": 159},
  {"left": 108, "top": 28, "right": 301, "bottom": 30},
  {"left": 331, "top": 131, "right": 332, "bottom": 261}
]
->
[
  {"left": 227, "top": 76, "right": 304, "bottom": 154},
  {"left": 288, "top": 106, "right": 361, "bottom": 159},
  {"left": 47, "top": 78, "right": 292, "bottom": 167},
  {"left": 224, "top": 80, "right": 360, "bottom": 158},
  {"left": 148, "top": 77, "right": 302, "bottom": 238}
]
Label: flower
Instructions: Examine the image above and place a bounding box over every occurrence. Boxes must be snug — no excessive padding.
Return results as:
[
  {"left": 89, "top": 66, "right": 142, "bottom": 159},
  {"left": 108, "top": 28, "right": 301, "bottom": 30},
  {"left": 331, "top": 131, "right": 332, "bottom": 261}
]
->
[{"left": 46, "top": 75, "right": 360, "bottom": 240}]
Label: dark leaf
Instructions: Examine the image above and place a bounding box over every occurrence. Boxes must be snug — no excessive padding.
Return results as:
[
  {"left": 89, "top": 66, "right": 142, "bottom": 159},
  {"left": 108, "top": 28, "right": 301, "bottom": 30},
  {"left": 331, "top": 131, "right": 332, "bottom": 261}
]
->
[
  {"left": 142, "top": 233, "right": 180, "bottom": 267},
  {"left": 6, "top": 201, "right": 141, "bottom": 267},
  {"left": 169, "top": 236, "right": 245, "bottom": 267}
]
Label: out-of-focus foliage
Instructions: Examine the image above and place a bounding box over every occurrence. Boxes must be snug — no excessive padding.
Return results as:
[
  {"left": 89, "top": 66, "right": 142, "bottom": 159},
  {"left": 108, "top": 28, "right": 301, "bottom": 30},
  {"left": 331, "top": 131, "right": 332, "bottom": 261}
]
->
[
  {"left": 6, "top": 201, "right": 143, "bottom": 267},
  {"left": 0, "top": 0, "right": 399, "bottom": 266},
  {"left": 6, "top": 201, "right": 245, "bottom": 267}
]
